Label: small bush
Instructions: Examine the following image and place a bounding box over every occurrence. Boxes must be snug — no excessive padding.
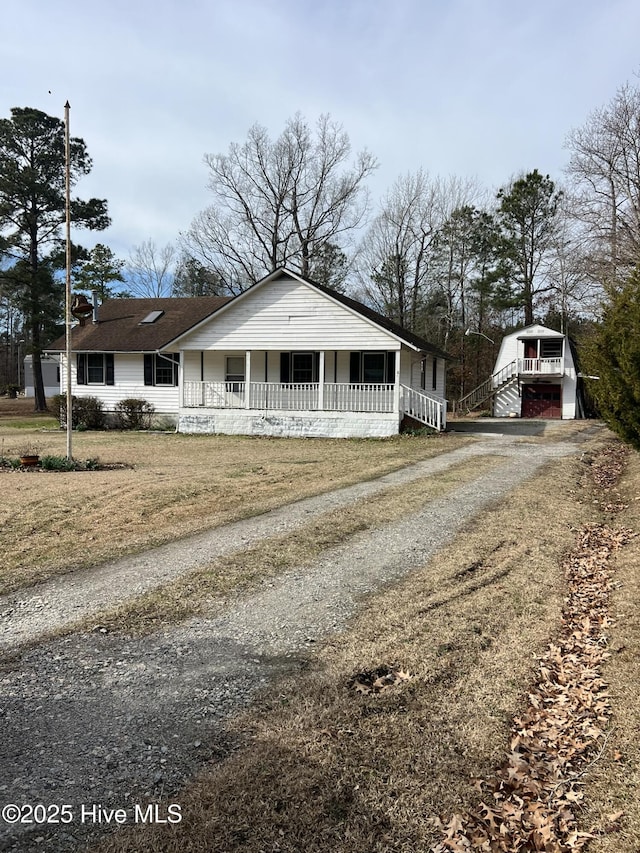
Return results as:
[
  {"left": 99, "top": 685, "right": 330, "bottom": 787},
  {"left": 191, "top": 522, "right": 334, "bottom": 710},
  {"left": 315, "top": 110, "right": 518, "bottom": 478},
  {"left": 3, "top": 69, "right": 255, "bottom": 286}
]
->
[
  {"left": 40, "top": 454, "right": 76, "bottom": 471},
  {"left": 76, "top": 397, "right": 107, "bottom": 430},
  {"left": 51, "top": 395, "right": 106, "bottom": 430},
  {"left": 115, "top": 398, "right": 155, "bottom": 430}
]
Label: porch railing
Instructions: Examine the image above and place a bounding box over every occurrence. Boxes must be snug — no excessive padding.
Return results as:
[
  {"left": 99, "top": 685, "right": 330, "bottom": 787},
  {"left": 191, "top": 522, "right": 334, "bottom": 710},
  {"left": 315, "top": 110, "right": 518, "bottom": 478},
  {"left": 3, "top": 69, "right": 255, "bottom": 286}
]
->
[
  {"left": 518, "top": 357, "right": 563, "bottom": 375},
  {"left": 182, "top": 381, "right": 395, "bottom": 412},
  {"left": 400, "top": 385, "right": 446, "bottom": 431}
]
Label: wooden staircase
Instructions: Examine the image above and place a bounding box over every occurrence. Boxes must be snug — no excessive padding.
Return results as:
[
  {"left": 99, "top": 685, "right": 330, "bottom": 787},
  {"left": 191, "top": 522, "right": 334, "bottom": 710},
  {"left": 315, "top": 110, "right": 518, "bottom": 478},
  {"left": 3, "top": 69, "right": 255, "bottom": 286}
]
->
[{"left": 453, "top": 360, "right": 518, "bottom": 414}]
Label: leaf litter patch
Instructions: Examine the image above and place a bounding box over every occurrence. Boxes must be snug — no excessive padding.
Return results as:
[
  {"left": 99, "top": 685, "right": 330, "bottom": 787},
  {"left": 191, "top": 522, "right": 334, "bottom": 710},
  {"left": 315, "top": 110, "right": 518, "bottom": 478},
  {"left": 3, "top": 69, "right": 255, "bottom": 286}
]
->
[
  {"left": 348, "top": 664, "right": 414, "bottom": 695},
  {"left": 432, "top": 516, "right": 635, "bottom": 851}
]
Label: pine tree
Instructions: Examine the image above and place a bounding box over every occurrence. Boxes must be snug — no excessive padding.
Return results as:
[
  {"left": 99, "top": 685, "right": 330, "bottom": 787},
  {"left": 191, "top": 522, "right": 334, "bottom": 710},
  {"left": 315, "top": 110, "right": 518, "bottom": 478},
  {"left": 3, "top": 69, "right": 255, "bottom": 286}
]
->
[{"left": 0, "top": 107, "right": 109, "bottom": 409}]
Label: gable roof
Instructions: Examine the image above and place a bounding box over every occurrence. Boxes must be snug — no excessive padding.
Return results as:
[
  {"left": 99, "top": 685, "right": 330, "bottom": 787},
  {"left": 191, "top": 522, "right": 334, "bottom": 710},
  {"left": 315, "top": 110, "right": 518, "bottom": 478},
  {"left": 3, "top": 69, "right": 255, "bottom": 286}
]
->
[
  {"left": 162, "top": 268, "right": 451, "bottom": 359},
  {"left": 46, "top": 269, "right": 450, "bottom": 359},
  {"left": 515, "top": 323, "right": 565, "bottom": 340},
  {"left": 310, "top": 277, "right": 451, "bottom": 359},
  {"left": 46, "top": 296, "right": 231, "bottom": 353}
]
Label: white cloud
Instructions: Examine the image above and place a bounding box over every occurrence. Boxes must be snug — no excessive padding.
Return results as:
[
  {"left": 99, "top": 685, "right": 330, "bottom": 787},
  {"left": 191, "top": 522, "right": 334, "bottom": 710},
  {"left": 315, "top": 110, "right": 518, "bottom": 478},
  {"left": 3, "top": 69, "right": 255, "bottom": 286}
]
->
[{"left": 2, "top": 0, "right": 639, "bottom": 259}]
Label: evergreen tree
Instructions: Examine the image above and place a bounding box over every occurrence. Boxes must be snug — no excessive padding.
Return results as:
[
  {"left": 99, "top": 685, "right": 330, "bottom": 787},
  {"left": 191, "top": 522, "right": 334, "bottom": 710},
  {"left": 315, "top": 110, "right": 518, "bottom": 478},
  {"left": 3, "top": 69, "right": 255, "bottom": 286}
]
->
[
  {"left": 0, "top": 107, "right": 109, "bottom": 409},
  {"left": 172, "top": 254, "right": 226, "bottom": 296},
  {"left": 73, "top": 243, "right": 126, "bottom": 299},
  {"left": 584, "top": 266, "right": 640, "bottom": 449},
  {"left": 495, "top": 170, "right": 562, "bottom": 325}
]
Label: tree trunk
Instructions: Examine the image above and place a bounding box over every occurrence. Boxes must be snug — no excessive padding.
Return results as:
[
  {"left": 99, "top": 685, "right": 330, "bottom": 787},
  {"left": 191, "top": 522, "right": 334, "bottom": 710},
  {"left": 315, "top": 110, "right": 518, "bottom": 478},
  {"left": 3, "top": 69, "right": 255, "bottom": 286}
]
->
[{"left": 30, "top": 320, "right": 48, "bottom": 412}]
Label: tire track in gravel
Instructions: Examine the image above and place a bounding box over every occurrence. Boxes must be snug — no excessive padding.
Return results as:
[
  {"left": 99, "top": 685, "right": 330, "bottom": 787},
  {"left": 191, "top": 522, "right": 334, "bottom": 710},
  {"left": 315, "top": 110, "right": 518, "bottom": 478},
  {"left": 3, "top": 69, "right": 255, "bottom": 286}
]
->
[
  {"left": 1, "top": 436, "right": 561, "bottom": 653},
  {"left": 0, "top": 431, "right": 591, "bottom": 853}
]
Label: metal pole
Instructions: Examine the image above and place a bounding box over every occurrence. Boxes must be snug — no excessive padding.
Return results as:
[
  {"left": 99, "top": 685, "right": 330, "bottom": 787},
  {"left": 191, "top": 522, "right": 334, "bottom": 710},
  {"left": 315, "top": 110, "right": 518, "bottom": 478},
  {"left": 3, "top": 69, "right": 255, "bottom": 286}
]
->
[{"left": 64, "top": 101, "right": 73, "bottom": 461}]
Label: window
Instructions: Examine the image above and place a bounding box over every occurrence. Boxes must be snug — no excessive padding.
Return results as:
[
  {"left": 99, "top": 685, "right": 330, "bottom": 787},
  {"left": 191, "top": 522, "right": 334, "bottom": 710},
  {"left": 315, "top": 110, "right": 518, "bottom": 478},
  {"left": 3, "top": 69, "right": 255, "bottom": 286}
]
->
[
  {"left": 77, "top": 353, "right": 114, "bottom": 385},
  {"left": 292, "top": 352, "right": 314, "bottom": 383},
  {"left": 87, "top": 353, "right": 105, "bottom": 383},
  {"left": 280, "top": 352, "right": 319, "bottom": 383},
  {"left": 349, "top": 351, "right": 396, "bottom": 384},
  {"left": 139, "top": 310, "right": 164, "bottom": 325},
  {"left": 226, "top": 356, "right": 245, "bottom": 391},
  {"left": 540, "top": 339, "right": 563, "bottom": 359},
  {"left": 144, "top": 353, "right": 179, "bottom": 386},
  {"left": 362, "top": 352, "right": 386, "bottom": 383}
]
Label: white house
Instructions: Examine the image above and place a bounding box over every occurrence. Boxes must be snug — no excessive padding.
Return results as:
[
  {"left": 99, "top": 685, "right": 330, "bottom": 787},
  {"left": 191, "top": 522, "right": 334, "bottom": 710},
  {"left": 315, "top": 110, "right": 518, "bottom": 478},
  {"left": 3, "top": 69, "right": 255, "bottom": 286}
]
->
[
  {"left": 491, "top": 324, "right": 578, "bottom": 419},
  {"left": 46, "top": 269, "right": 449, "bottom": 438}
]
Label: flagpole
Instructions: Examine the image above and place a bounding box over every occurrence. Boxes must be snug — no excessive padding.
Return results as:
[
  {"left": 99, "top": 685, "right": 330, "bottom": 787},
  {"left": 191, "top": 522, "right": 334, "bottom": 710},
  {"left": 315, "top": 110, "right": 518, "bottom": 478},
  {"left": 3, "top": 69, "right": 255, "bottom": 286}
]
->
[{"left": 64, "top": 101, "right": 73, "bottom": 461}]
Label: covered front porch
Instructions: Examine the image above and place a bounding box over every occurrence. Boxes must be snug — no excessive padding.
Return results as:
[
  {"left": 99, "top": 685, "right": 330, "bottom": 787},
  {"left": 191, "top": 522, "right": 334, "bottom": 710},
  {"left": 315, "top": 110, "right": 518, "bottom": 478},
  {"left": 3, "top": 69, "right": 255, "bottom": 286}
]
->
[{"left": 177, "top": 348, "right": 446, "bottom": 437}]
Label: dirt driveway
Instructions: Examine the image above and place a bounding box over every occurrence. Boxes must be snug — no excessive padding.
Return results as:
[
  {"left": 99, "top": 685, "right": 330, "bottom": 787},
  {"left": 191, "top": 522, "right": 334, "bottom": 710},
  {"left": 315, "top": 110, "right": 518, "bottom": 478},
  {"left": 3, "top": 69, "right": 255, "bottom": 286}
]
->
[{"left": 0, "top": 423, "right": 604, "bottom": 852}]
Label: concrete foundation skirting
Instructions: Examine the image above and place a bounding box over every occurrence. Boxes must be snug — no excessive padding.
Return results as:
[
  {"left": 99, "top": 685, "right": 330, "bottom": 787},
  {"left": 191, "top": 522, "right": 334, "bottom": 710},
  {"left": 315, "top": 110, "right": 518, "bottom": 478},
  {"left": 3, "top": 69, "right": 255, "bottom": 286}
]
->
[{"left": 177, "top": 408, "right": 399, "bottom": 439}]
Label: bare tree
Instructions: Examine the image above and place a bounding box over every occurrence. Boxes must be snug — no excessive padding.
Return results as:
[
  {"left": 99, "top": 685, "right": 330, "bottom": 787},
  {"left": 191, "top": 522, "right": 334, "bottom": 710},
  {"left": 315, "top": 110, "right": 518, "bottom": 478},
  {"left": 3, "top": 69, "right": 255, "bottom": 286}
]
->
[
  {"left": 127, "top": 240, "right": 176, "bottom": 297},
  {"left": 566, "top": 81, "right": 640, "bottom": 288},
  {"left": 183, "top": 114, "right": 377, "bottom": 291},
  {"left": 543, "top": 192, "right": 601, "bottom": 328},
  {"left": 356, "top": 170, "right": 440, "bottom": 329},
  {"left": 356, "top": 172, "right": 482, "bottom": 336}
]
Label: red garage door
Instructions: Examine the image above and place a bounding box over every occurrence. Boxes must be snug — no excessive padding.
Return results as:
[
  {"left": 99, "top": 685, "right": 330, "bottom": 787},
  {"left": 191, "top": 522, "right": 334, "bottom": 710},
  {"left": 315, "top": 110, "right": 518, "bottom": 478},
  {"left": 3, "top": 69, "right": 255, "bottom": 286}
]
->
[{"left": 521, "top": 384, "right": 562, "bottom": 418}]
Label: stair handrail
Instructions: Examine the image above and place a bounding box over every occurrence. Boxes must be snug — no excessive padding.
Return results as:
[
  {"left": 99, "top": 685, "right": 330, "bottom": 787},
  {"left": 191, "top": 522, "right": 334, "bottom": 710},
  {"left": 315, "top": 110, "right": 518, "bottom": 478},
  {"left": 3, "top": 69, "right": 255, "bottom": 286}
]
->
[
  {"left": 454, "top": 360, "right": 518, "bottom": 413},
  {"left": 400, "top": 385, "right": 447, "bottom": 431}
]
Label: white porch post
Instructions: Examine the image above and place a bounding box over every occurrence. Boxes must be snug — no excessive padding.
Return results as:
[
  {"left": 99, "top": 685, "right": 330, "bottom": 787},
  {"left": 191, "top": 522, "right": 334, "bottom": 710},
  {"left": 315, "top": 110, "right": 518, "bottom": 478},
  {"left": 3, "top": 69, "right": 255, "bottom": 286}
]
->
[
  {"left": 178, "top": 350, "right": 184, "bottom": 407},
  {"left": 245, "top": 350, "right": 251, "bottom": 408},
  {"left": 318, "top": 350, "right": 325, "bottom": 410},
  {"left": 394, "top": 348, "right": 401, "bottom": 417}
]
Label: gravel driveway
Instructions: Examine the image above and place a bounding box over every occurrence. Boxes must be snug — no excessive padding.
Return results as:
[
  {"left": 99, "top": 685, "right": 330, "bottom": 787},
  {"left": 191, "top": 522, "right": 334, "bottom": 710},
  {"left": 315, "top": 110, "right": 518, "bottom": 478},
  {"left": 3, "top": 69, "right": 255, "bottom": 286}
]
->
[{"left": 0, "top": 426, "right": 597, "bottom": 852}]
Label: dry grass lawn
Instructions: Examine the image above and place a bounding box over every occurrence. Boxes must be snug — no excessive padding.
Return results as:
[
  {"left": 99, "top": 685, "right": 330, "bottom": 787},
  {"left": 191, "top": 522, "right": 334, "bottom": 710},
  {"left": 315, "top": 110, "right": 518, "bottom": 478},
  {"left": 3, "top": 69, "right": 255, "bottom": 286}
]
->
[
  {"left": 0, "top": 397, "right": 469, "bottom": 595},
  {"left": 93, "top": 434, "right": 628, "bottom": 853}
]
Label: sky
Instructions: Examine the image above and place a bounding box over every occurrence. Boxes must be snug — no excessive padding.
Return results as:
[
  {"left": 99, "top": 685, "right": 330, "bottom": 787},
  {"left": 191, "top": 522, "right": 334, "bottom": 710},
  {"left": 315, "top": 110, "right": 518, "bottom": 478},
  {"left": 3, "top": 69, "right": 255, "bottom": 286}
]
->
[{"left": 2, "top": 0, "right": 639, "bottom": 263}]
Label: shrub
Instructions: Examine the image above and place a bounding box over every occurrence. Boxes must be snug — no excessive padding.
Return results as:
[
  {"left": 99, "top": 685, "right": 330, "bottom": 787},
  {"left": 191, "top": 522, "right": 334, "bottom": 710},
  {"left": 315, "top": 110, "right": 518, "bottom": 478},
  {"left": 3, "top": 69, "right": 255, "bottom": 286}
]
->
[
  {"left": 40, "top": 454, "right": 76, "bottom": 471},
  {"left": 51, "top": 395, "right": 107, "bottom": 430},
  {"left": 115, "top": 398, "right": 155, "bottom": 430},
  {"left": 583, "top": 266, "right": 640, "bottom": 449},
  {"left": 75, "top": 397, "right": 107, "bottom": 430}
]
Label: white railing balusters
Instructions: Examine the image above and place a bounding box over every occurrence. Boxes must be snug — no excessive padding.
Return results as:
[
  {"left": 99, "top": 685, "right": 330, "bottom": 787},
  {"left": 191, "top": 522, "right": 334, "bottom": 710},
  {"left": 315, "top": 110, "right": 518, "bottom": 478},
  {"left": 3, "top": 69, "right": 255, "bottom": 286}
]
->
[
  {"left": 518, "top": 357, "right": 563, "bottom": 374},
  {"left": 399, "top": 385, "right": 447, "bottom": 431},
  {"left": 183, "top": 382, "right": 396, "bottom": 413}
]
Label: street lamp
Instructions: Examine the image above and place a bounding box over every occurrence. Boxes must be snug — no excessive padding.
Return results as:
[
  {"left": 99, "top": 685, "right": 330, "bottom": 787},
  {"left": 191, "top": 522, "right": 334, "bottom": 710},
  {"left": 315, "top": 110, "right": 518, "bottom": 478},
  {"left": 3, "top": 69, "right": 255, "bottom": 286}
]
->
[{"left": 465, "top": 328, "right": 495, "bottom": 344}]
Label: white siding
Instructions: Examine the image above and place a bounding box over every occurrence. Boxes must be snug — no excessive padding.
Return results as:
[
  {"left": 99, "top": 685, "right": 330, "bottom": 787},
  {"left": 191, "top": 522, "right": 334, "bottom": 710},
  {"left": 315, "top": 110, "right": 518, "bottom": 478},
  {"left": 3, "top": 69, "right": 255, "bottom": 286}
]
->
[
  {"left": 61, "top": 353, "right": 179, "bottom": 414},
  {"left": 179, "top": 275, "right": 401, "bottom": 352},
  {"left": 493, "top": 334, "right": 520, "bottom": 374},
  {"left": 494, "top": 382, "right": 521, "bottom": 417},
  {"left": 493, "top": 325, "right": 577, "bottom": 419}
]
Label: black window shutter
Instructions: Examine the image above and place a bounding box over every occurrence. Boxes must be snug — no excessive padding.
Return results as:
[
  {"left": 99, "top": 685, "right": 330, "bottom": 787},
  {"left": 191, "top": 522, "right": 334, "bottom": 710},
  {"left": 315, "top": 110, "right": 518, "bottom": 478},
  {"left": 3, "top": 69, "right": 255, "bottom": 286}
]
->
[
  {"left": 105, "top": 354, "right": 115, "bottom": 385},
  {"left": 280, "top": 352, "right": 290, "bottom": 383},
  {"left": 349, "top": 352, "right": 361, "bottom": 383},
  {"left": 313, "top": 352, "right": 320, "bottom": 383},
  {"left": 76, "top": 354, "right": 86, "bottom": 385},
  {"left": 172, "top": 353, "right": 179, "bottom": 386},
  {"left": 144, "top": 354, "right": 154, "bottom": 386},
  {"left": 386, "top": 351, "right": 396, "bottom": 384}
]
